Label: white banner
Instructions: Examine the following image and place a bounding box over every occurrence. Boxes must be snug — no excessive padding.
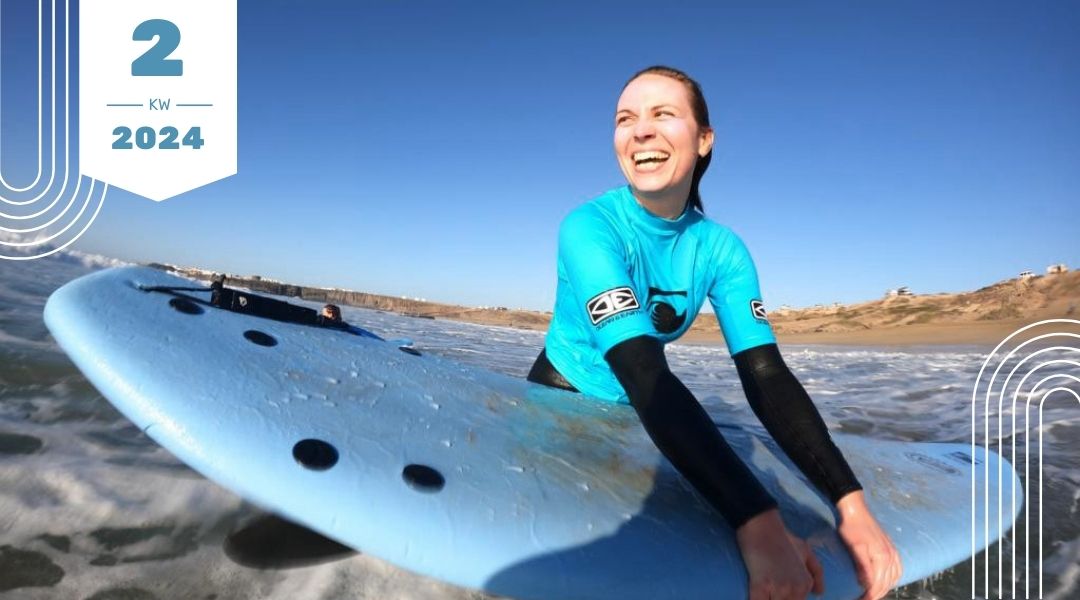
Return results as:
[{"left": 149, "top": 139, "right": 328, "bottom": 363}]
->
[{"left": 79, "top": 0, "right": 237, "bottom": 201}]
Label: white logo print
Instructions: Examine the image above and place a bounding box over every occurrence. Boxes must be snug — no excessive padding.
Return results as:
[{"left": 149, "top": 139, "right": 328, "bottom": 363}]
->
[
  {"left": 750, "top": 299, "right": 768, "bottom": 322},
  {"left": 586, "top": 287, "right": 639, "bottom": 325}
]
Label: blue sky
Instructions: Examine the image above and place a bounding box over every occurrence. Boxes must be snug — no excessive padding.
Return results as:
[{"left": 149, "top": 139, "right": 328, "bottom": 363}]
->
[{"left": 3, "top": 1, "right": 1078, "bottom": 310}]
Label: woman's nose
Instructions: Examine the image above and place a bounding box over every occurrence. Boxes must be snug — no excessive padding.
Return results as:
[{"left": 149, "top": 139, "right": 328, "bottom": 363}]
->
[{"left": 633, "top": 118, "right": 655, "bottom": 140}]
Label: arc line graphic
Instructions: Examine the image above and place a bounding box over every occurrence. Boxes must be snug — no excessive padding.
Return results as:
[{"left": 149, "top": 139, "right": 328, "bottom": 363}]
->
[
  {"left": 0, "top": 0, "right": 55, "bottom": 199},
  {"left": 1035, "top": 387, "right": 1079, "bottom": 599},
  {"left": 0, "top": 0, "right": 75, "bottom": 226},
  {"left": 1013, "top": 363, "right": 1080, "bottom": 598},
  {"left": 1, "top": 181, "right": 107, "bottom": 260},
  {"left": 971, "top": 319, "right": 1080, "bottom": 599},
  {"left": 995, "top": 340, "right": 1080, "bottom": 597},
  {"left": 0, "top": 0, "right": 107, "bottom": 260},
  {"left": 0, "top": 172, "right": 89, "bottom": 243}
]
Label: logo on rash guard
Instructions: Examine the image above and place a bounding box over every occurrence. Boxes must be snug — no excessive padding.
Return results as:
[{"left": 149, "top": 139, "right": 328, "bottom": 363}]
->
[
  {"left": 586, "top": 287, "right": 639, "bottom": 325},
  {"left": 750, "top": 299, "right": 768, "bottom": 322},
  {"left": 647, "top": 287, "right": 688, "bottom": 334}
]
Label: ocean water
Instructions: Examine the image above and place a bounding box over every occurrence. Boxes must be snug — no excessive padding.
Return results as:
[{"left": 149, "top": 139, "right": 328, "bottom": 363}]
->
[{"left": 1, "top": 256, "right": 1077, "bottom": 600}]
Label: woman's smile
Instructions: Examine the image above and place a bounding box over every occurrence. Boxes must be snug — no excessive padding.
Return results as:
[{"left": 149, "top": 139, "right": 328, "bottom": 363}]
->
[{"left": 614, "top": 73, "right": 713, "bottom": 216}]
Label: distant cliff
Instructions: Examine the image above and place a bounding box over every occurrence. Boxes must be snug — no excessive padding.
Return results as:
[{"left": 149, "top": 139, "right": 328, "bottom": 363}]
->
[{"left": 148, "top": 263, "right": 1079, "bottom": 343}]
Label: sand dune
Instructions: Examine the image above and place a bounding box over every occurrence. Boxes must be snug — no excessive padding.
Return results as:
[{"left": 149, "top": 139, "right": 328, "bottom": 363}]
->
[{"left": 155, "top": 264, "right": 1078, "bottom": 346}]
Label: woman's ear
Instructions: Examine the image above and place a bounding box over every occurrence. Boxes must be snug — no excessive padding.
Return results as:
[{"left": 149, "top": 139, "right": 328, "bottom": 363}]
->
[{"left": 698, "top": 127, "right": 715, "bottom": 158}]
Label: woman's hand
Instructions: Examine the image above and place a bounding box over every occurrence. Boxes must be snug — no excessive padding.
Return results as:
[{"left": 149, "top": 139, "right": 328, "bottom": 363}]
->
[
  {"left": 836, "top": 491, "right": 902, "bottom": 600},
  {"left": 736, "top": 508, "right": 825, "bottom": 600}
]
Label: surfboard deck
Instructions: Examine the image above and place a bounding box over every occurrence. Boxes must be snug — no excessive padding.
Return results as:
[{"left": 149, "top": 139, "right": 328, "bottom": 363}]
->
[{"left": 44, "top": 266, "right": 1021, "bottom": 600}]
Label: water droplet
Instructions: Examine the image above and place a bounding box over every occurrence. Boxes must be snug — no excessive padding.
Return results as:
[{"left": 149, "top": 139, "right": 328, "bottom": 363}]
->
[
  {"left": 430, "top": 402, "right": 441, "bottom": 410},
  {"left": 326, "top": 377, "right": 340, "bottom": 385},
  {"left": 578, "top": 482, "right": 590, "bottom": 492},
  {"left": 374, "top": 381, "right": 386, "bottom": 388},
  {"left": 507, "top": 465, "right": 524, "bottom": 473},
  {"left": 349, "top": 371, "right": 359, "bottom": 378}
]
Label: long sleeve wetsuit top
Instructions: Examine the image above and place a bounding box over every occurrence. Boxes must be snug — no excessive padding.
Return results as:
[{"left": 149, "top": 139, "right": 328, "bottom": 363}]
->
[{"left": 542, "top": 185, "right": 861, "bottom": 528}]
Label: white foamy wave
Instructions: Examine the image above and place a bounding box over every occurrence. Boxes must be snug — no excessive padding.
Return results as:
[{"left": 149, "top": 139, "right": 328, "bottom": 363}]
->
[
  {"left": 0, "top": 230, "right": 60, "bottom": 257},
  {"left": 0, "top": 230, "right": 129, "bottom": 268},
  {"left": 1044, "top": 537, "right": 1080, "bottom": 600},
  {"left": 58, "top": 250, "right": 132, "bottom": 270}
]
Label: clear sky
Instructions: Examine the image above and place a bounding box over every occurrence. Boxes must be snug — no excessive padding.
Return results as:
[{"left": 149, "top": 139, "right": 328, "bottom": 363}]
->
[{"left": 4, "top": 1, "right": 1078, "bottom": 310}]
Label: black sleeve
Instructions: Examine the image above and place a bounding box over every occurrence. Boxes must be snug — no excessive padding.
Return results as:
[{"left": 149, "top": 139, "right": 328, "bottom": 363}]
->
[
  {"left": 605, "top": 335, "right": 778, "bottom": 530},
  {"left": 733, "top": 343, "right": 862, "bottom": 503}
]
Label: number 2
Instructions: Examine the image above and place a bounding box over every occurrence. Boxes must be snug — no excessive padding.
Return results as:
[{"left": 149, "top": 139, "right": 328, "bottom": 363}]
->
[
  {"left": 132, "top": 19, "right": 183, "bottom": 77},
  {"left": 112, "top": 127, "right": 132, "bottom": 149}
]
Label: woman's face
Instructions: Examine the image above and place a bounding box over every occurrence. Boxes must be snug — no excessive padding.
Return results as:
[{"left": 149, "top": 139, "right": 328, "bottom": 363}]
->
[{"left": 614, "top": 74, "right": 713, "bottom": 202}]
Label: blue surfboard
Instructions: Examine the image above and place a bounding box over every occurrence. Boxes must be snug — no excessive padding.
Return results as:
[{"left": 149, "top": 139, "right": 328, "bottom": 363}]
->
[{"left": 44, "top": 266, "right": 1020, "bottom": 599}]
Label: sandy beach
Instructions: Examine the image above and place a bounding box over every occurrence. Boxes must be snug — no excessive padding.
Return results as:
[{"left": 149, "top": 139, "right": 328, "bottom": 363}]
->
[
  {"left": 162, "top": 265, "right": 1078, "bottom": 347},
  {"left": 390, "top": 271, "right": 1079, "bottom": 347}
]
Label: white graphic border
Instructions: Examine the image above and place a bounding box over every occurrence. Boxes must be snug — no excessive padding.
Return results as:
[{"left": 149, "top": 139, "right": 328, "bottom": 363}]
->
[
  {"left": 0, "top": 0, "right": 108, "bottom": 261},
  {"left": 971, "top": 318, "right": 1080, "bottom": 599}
]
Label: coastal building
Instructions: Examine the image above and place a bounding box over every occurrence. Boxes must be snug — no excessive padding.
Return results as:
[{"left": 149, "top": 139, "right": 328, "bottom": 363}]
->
[
  {"left": 1019, "top": 270, "right": 1035, "bottom": 280},
  {"left": 886, "top": 286, "right": 912, "bottom": 297},
  {"left": 1047, "top": 263, "right": 1068, "bottom": 274}
]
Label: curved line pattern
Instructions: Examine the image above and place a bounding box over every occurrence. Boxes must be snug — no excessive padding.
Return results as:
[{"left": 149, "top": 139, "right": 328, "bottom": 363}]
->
[
  {"left": 0, "top": 0, "right": 72, "bottom": 214},
  {"left": 1034, "top": 387, "right": 1079, "bottom": 600},
  {"left": 0, "top": 0, "right": 107, "bottom": 260},
  {"left": 1012, "top": 360, "right": 1080, "bottom": 598},
  {"left": 2, "top": 181, "right": 107, "bottom": 260},
  {"left": 0, "top": 18, "right": 75, "bottom": 229},
  {"left": 0, "top": 0, "right": 52, "bottom": 198},
  {"left": 970, "top": 319, "right": 1080, "bottom": 599},
  {"left": 1, "top": 176, "right": 93, "bottom": 246}
]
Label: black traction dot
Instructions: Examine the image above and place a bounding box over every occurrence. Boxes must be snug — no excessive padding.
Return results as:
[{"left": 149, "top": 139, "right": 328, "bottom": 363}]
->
[
  {"left": 398, "top": 346, "right": 421, "bottom": 356},
  {"left": 243, "top": 330, "right": 277, "bottom": 347},
  {"left": 402, "top": 464, "right": 444, "bottom": 493},
  {"left": 169, "top": 298, "right": 204, "bottom": 315},
  {"left": 293, "top": 439, "right": 338, "bottom": 471}
]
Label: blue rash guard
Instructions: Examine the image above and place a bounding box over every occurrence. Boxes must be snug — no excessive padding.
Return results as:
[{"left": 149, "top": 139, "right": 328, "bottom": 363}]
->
[{"left": 544, "top": 185, "right": 776, "bottom": 403}]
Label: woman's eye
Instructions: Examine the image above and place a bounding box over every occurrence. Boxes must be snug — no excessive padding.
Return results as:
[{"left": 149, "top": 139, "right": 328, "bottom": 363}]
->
[{"left": 616, "top": 115, "right": 631, "bottom": 125}]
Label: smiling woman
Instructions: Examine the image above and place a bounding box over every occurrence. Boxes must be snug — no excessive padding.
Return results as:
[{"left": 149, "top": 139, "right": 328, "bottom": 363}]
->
[
  {"left": 613, "top": 67, "right": 713, "bottom": 217},
  {"left": 526, "top": 66, "right": 903, "bottom": 600}
]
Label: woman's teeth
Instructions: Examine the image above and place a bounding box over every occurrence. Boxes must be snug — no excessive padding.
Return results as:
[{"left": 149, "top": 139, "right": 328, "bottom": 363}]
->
[{"left": 633, "top": 150, "right": 670, "bottom": 165}]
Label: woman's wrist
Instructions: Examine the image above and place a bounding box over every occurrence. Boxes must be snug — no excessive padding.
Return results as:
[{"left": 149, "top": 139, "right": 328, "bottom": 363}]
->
[
  {"left": 835, "top": 489, "right": 872, "bottom": 523},
  {"left": 735, "top": 507, "right": 784, "bottom": 544}
]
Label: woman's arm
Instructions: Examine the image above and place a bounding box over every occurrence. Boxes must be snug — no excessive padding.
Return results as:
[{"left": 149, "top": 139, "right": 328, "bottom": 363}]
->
[
  {"left": 607, "top": 334, "right": 825, "bottom": 597},
  {"left": 733, "top": 343, "right": 902, "bottom": 599},
  {"left": 605, "top": 334, "right": 777, "bottom": 529},
  {"left": 731, "top": 343, "right": 862, "bottom": 503}
]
